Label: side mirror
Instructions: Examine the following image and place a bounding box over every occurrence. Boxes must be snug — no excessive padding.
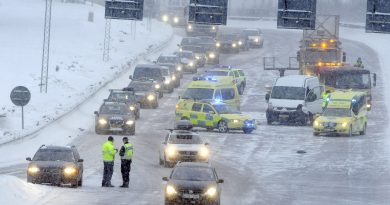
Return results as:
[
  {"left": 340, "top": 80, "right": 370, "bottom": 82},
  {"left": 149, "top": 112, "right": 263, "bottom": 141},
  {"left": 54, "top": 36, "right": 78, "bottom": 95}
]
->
[
  {"left": 78, "top": 159, "right": 84, "bottom": 163},
  {"left": 26, "top": 157, "right": 32, "bottom": 161},
  {"left": 343, "top": 52, "right": 347, "bottom": 62},
  {"left": 217, "top": 179, "right": 224, "bottom": 183},
  {"left": 373, "top": 73, "right": 377, "bottom": 87},
  {"left": 94, "top": 111, "right": 99, "bottom": 115},
  {"left": 129, "top": 75, "right": 133, "bottom": 80},
  {"left": 265, "top": 93, "right": 270, "bottom": 102},
  {"left": 162, "top": 177, "right": 169, "bottom": 181}
]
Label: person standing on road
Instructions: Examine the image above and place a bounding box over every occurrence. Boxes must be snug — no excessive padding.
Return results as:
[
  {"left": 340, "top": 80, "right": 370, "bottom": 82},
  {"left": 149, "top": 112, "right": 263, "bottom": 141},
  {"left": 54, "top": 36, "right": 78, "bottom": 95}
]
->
[
  {"left": 119, "top": 137, "right": 133, "bottom": 188},
  {"left": 102, "top": 136, "right": 117, "bottom": 187}
]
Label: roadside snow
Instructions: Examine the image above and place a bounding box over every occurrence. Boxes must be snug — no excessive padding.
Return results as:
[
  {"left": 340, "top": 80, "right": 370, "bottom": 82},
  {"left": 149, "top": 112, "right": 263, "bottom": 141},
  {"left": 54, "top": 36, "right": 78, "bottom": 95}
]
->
[
  {"left": 0, "top": 175, "right": 48, "bottom": 205},
  {"left": 0, "top": 0, "right": 172, "bottom": 144}
]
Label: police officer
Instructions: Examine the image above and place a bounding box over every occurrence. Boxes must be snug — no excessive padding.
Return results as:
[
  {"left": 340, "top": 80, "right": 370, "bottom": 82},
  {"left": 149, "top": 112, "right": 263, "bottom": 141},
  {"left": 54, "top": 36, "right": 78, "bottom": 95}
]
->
[
  {"left": 102, "top": 136, "right": 117, "bottom": 187},
  {"left": 119, "top": 137, "right": 133, "bottom": 188},
  {"left": 354, "top": 57, "right": 364, "bottom": 68}
]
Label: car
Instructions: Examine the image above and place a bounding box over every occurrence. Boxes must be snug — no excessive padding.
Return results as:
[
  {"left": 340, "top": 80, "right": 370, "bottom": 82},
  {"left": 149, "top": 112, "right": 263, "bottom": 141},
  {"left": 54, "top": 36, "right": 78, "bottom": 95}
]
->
[
  {"left": 180, "top": 77, "right": 241, "bottom": 109},
  {"left": 160, "top": 66, "right": 175, "bottom": 93},
  {"left": 197, "top": 36, "right": 220, "bottom": 65},
  {"left": 26, "top": 145, "right": 84, "bottom": 188},
  {"left": 106, "top": 89, "right": 141, "bottom": 119},
  {"left": 161, "top": 11, "right": 186, "bottom": 27},
  {"left": 313, "top": 91, "right": 368, "bottom": 136},
  {"left": 163, "top": 162, "right": 223, "bottom": 205},
  {"left": 156, "top": 54, "right": 183, "bottom": 81},
  {"left": 180, "top": 37, "right": 201, "bottom": 47},
  {"left": 180, "top": 45, "right": 207, "bottom": 67},
  {"left": 215, "top": 34, "right": 241, "bottom": 53},
  {"left": 186, "top": 23, "right": 218, "bottom": 37},
  {"left": 130, "top": 64, "right": 165, "bottom": 98},
  {"left": 94, "top": 101, "right": 136, "bottom": 135},
  {"left": 241, "top": 28, "right": 264, "bottom": 48},
  {"left": 174, "top": 51, "right": 198, "bottom": 74},
  {"left": 200, "top": 67, "right": 247, "bottom": 95},
  {"left": 159, "top": 121, "right": 210, "bottom": 167},
  {"left": 127, "top": 80, "right": 160, "bottom": 108},
  {"left": 175, "top": 100, "right": 256, "bottom": 134}
]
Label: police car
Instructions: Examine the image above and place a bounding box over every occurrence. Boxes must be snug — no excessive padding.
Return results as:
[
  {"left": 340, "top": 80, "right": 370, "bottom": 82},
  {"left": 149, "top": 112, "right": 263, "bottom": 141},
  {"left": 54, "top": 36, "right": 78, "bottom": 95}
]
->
[
  {"left": 175, "top": 100, "right": 256, "bottom": 134},
  {"left": 313, "top": 91, "right": 368, "bottom": 136},
  {"left": 159, "top": 121, "right": 210, "bottom": 168},
  {"left": 94, "top": 102, "right": 136, "bottom": 135},
  {"left": 106, "top": 89, "right": 141, "bottom": 119},
  {"left": 199, "top": 66, "right": 247, "bottom": 95}
]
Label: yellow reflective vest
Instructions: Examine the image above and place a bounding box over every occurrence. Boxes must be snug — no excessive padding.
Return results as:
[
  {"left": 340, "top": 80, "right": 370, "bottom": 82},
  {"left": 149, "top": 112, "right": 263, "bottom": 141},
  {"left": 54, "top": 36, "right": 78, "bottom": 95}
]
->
[
  {"left": 121, "top": 143, "right": 133, "bottom": 160},
  {"left": 102, "top": 141, "right": 116, "bottom": 162}
]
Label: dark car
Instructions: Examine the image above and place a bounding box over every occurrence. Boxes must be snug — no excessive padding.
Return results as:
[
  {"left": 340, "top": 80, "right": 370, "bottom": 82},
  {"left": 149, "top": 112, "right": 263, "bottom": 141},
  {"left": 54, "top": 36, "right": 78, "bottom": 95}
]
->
[
  {"left": 197, "top": 36, "right": 220, "bottom": 65},
  {"left": 186, "top": 23, "right": 218, "bottom": 37},
  {"left": 241, "top": 29, "right": 264, "bottom": 48},
  {"left": 128, "top": 80, "right": 160, "bottom": 108},
  {"left": 26, "top": 145, "right": 84, "bottom": 188},
  {"left": 156, "top": 55, "right": 182, "bottom": 87},
  {"left": 163, "top": 162, "right": 223, "bottom": 205},
  {"left": 216, "top": 34, "right": 240, "bottom": 53},
  {"left": 106, "top": 89, "right": 141, "bottom": 119},
  {"left": 180, "top": 45, "right": 207, "bottom": 67},
  {"left": 94, "top": 102, "right": 136, "bottom": 135},
  {"left": 174, "top": 51, "right": 197, "bottom": 74},
  {"left": 130, "top": 64, "right": 165, "bottom": 97}
]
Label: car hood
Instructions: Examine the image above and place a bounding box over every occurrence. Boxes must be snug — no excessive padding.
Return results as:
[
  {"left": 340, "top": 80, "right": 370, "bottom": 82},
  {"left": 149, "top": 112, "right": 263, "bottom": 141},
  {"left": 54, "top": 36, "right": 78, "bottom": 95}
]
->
[
  {"left": 169, "top": 180, "right": 217, "bottom": 191},
  {"left": 169, "top": 144, "right": 204, "bottom": 152},
  {"left": 220, "top": 114, "right": 252, "bottom": 121},
  {"left": 269, "top": 99, "right": 305, "bottom": 109},
  {"left": 29, "top": 161, "right": 76, "bottom": 169},
  {"left": 158, "top": 63, "right": 175, "bottom": 68}
]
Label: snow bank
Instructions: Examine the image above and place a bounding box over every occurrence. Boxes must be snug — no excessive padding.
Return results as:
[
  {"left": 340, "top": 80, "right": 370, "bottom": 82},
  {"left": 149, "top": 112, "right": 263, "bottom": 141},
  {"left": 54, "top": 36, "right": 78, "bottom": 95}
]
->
[
  {"left": 0, "top": 175, "right": 48, "bottom": 205},
  {"left": 0, "top": 0, "right": 172, "bottom": 144}
]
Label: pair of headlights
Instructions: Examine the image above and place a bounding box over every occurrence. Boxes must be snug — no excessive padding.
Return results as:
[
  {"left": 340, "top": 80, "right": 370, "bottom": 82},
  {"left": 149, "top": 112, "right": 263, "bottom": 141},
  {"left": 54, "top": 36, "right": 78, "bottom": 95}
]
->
[
  {"left": 166, "top": 185, "right": 217, "bottom": 197},
  {"left": 98, "top": 119, "right": 134, "bottom": 126},
  {"left": 314, "top": 121, "right": 348, "bottom": 128},
  {"left": 165, "top": 146, "right": 209, "bottom": 159},
  {"left": 28, "top": 166, "right": 77, "bottom": 175}
]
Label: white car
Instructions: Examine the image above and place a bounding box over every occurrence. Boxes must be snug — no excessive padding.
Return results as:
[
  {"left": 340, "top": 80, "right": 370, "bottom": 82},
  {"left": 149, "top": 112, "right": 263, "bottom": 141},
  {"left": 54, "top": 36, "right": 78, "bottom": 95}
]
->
[
  {"left": 159, "top": 66, "right": 175, "bottom": 93},
  {"left": 159, "top": 129, "right": 210, "bottom": 168}
]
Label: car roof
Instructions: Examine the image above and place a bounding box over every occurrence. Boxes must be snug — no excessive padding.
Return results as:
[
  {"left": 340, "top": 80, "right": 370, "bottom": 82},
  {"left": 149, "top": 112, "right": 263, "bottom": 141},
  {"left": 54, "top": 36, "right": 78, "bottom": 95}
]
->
[
  {"left": 39, "top": 145, "right": 73, "bottom": 151},
  {"left": 275, "top": 75, "right": 317, "bottom": 87},
  {"left": 103, "top": 101, "right": 127, "bottom": 106},
  {"left": 176, "top": 162, "right": 211, "bottom": 168},
  {"left": 176, "top": 50, "right": 193, "bottom": 54},
  {"left": 159, "top": 54, "right": 179, "bottom": 58}
]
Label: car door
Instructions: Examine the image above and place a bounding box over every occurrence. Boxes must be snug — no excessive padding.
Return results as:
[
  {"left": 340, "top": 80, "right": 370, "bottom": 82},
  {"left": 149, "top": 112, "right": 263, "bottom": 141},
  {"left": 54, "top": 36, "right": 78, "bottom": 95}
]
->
[
  {"left": 202, "top": 104, "right": 218, "bottom": 128},
  {"left": 190, "top": 103, "right": 203, "bottom": 126},
  {"left": 305, "top": 86, "right": 323, "bottom": 114}
]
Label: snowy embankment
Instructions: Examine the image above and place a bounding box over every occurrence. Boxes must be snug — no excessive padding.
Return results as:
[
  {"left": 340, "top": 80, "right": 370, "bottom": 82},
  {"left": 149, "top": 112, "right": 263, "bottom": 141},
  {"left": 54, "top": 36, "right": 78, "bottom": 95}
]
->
[
  {"left": 0, "top": 175, "right": 48, "bottom": 205},
  {"left": 0, "top": 0, "right": 172, "bottom": 144}
]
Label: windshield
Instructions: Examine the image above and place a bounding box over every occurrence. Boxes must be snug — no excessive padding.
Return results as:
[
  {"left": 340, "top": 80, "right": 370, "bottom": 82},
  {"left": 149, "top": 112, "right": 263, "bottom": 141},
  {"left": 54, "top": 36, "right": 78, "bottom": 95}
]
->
[
  {"left": 323, "top": 108, "right": 351, "bottom": 117},
  {"left": 198, "top": 37, "right": 214, "bottom": 44},
  {"left": 158, "top": 56, "right": 177, "bottom": 64},
  {"left": 161, "top": 69, "right": 169, "bottom": 76},
  {"left": 329, "top": 74, "right": 371, "bottom": 89},
  {"left": 181, "top": 38, "right": 200, "bottom": 45},
  {"left": 271, "top": 86, "right": 305, "bottom": 100},
  {"left": 109, "top": 92, "right": 135, "bottom": 101},
  {"left": 205, "top": 71, "right": 228, "bottom": 76},
  {"left": 33, "top": 149, "right": 74, "bottom": 162},
  {"left": 182, "top": 46, "right": 204, "bottom": 53},
  {"left": 169, "top": 134, "right": 203, "bottom": 144},
  {"left": 176, "top": 52, "right": 193, "bottom": 59},
  {"left": 129, "top": 82, "right": 153, "bottom": 92},
  {"left": 133, "top": 68, "right": 162, "bottom": 80},
  {"left": 171, "top": 167, "right": 215, "bottom": 181},
  {"left": 100, "top": 104, "right": 130, "bottom": 115},
  {"left": 182, "top": 88, "right": 214, "bottom": 100},
  {"left": 214, "top": 104, "right": 241, "bottom": 114}
]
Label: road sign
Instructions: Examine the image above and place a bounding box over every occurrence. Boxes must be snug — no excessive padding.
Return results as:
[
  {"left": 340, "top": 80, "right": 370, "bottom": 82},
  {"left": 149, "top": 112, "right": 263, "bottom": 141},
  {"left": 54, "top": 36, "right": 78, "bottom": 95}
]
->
[
  {"left": 188, "top": 0, "right": 228, "bottom": 25},
  {"left": 366, "top": 0, "right": 390, "bottom": 33},
  {"left": 105, "top": 0, "right": 144, "bottom": 21},
  {"left": 277, "top": 0, "right": 317, "bottom": 30},
  {"left": 10, "top": 86, "right": 31, "bottom": 129}
]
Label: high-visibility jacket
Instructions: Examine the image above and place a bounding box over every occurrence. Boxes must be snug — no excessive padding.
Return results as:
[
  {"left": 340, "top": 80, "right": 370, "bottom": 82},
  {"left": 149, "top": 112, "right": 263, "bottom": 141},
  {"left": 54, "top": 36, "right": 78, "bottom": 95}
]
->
[
  {"left": 102, "top": 141, "right": 116, "bottom": 162},
  {"left": 121, "top": 143, "right": 133, "bottom": 160},
  {"left": 322, "top": 93, "right": 330, "bottom": 108}
]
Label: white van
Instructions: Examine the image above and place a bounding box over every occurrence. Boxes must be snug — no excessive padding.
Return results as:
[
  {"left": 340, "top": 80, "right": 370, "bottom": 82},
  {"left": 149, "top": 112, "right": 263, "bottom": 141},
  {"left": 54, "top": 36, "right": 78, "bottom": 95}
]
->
[{"left": 265, "top": 75, "right": 323, "bottom": 125}]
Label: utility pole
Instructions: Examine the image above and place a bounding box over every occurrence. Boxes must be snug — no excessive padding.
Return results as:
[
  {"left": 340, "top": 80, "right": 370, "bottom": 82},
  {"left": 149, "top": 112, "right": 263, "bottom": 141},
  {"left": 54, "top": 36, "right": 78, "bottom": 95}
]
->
[
  {"left": 40, "top": 0, "right": 53, "bottom": 93},
  {"left": 103, "top": 19, "right": 111, "bottom": 62}
]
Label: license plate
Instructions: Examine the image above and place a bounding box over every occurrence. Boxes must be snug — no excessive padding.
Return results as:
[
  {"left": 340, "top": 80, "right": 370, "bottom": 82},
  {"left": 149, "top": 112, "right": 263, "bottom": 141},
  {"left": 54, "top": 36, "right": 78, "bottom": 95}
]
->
[
  {"left": 110, "top": 128, "right": 123, "bottom": 131},
  {"left": 279, "top": 114, "right": 289, "bottom": 118},
  {"left": 183, "top": 194, "right": 199, "bottom": 199},
  {"left": 324, "top": 128, "right": 335, "bottom": 132}
]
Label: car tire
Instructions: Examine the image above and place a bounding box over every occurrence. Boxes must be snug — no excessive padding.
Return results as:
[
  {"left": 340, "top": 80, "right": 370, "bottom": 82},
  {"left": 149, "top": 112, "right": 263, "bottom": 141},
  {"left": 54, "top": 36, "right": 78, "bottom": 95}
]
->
[
  {"left": 206, "top": 127, "right": 214, "bottom": 132},
  {"left": 71, "top": 180, "right": 78, "bottom": 188},
  {"left": 164, "top": 199, "right": 173, "bottom": 205},
  {"left": 159, "top": 156, "right": 163, "bottom": 165},
  {"left": 159, "top": 92, "right": 164, "bottom": 99},
  {"left": 218, "top": 121, "right": 228, "bottom": 133},
  {"left": 243, "top": 129, "right": 253, "bottom": 134},
  {"left": 348, "top": 125, "right": 353, "bottom": 137},
  {"left": 152, "top": 101, "right": 159, "bottom": 109},
  {"left": 360, "top": 123, "right": 367, "bottom": 135},
  {"left": 78, "top": 176, "right": 83, "bottom": 187},
  {"left": 238, "top": 84, "right": 244, "bottom": 95},
  {"left": 313, "top": 132, "right": 319, "bottom": 136},
  {"left": 266, "top": 112, "right": 273, "bottom": 125}
]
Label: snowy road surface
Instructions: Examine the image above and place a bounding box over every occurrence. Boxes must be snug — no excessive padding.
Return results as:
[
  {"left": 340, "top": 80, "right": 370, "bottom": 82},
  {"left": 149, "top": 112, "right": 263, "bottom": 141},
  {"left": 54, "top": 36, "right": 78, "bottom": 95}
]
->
[{"left": 0, "top": 23, "right": 389, "bottom": 205}]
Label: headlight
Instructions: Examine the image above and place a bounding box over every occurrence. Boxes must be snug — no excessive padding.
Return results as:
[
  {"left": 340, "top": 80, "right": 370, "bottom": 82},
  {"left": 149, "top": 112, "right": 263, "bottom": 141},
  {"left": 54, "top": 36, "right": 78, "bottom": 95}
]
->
[
  {"left": 367, "top": 104, "right": 371, "bottom": 109},
  {"left": 205, "top": 187, "right": 217, "bottom": 197},
  {"left": 255, "top": 38, "right": 260, "bottom": 42},
  {"left": 209, "top": 53, "right": 215, "bottom": 58},
  {"left": 166, "top": 185, "right": 177, "bottom": 195},
  {"left": 155, "top": 84, "right": 161, "bottom": 89},
  {"left": 233, "top": 119, "right": 239, "bottom": 123},
  {"left": 188, "top": 25, "right": 192, "bottom": 30},
  {"left": 28, "top": 166, "right": 40, "bottom": 173},
  {"left": 166, "top": 145, "right": 177, "bottom": 158},
  {"left": 212, "top": 26, "right": 216, "bottom": 30},
  {"left": 195, "top": 55, "right": 200, "bottom": 60},
  {"left": 173, "top": 17, "right": 179, "bottom": 23},
  {"left": 199, "top": 146, "right": 209, "bottom": 158},
  {"left": 64, "top": 167, "right": 77, "bottom": 175},
  {"left": 147, "top": 95, "right": 155, "bottom": 101},
  {"left": 172, "top": 75, "right": 176, "bottom": 80},
  {"left": 232, "top": 43, "right": 237, "bottom": 48},
  {"left": 216, "top": 42, "right": 220, "bottom": 47},
  {"left": 164, "top": 80, "right": 171, "bottom": 85},
  {"left": 189, "top": 61, "right": 194, "bottom": 67},
  {"left": 126, "top": 120, "right": 134, "bottom": 125},
  {"left": 314, "top": 121, "right": 319, "bottom": 127},
  {"left": 238, "top": 41, "right": 243, "bottom": 45},
  {"left": 162, "top": 15, "right": 169, "bottom": 22},
  {"left": 99, "top": 118, "right": 107, "bottom": 125},
  {"left": 176, "top": 66, "right": 182, "bottom": 71},
  {"left": 129, "top": 106, "right": 135, "bottom": 111},
  {"left": 342, "top": 122, "right": 348, "bottom": 128}
]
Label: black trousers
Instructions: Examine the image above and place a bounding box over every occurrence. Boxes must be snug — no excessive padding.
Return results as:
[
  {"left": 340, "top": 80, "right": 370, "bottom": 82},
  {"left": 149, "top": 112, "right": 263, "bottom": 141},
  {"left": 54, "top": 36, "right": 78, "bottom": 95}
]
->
[
  {"left": 121, "top": 159, "right": 132, "bottom": 185},
  {"left": 102, "top": 161, "right": 114, "bottom": 186}
]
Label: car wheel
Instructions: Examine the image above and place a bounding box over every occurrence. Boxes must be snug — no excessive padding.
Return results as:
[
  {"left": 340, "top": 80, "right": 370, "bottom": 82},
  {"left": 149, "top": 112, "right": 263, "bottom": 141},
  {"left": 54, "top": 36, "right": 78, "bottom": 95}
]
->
[
  {"left": 266, "top": 112, "right": 273, "bottom": 125},
  {"left": 218, "top": 121, "right": 228, "bottom": 133},
  {"left": 71, "top": 180, "right": 78, "bottom": 188},
  {"left": 206, "top": 127, "right": 214, "bottom": 132},
  {"left": 238, "top": 84, "right": 244, "bottom": 95},
  {"left": 159, "top": 156, "right": 163, "bottom": 165},
  {"left": 159, "top": 92, "right": 164, "bottom": 99},
  {"left": 348, "top": 125, "right": 353, "bottom": 137},
  {"left": 152, "top": 101, "right": 159, "bottom": 109},
  {"left": 78, "top": 176, "right": 83, "bottom": 187},
  {"left": 313, "top": 132, "right": 319, "bottom": 136},
  {"left": 360, "top": 123, "right": 367, "bottom": 135},
  {"left": 164, "top": 199, "right": 173, "bottom": 205},
  {"left": 243, "top": 128, "right": 253, "bottom": 134}
]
